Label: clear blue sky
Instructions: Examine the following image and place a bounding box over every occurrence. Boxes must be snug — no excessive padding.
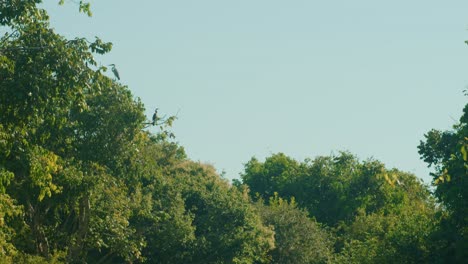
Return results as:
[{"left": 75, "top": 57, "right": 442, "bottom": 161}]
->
[{"left": 42, "top": 0, "right": 467, "bottom": 182}]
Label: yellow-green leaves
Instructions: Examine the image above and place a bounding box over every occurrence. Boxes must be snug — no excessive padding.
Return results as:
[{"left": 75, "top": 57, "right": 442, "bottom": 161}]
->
[
  {"left": 0, "top": 169, "right": 14, "bottom": 194},
  {"left": 383, "top": 173, "right": 399, "bottom": 187},
  {"left": 58, "top": 0, "right": 92, "bottom": 17},
  {"left": 29, "top": 146, "right": 62, "bottom": 201},
  {"left": 461, "top": 137, "right": 468, "bottom": 162},
  {"left": 78, "top": 1, "right": 92, "bottom": 17},
  {"left": 434, "top": 169, "right": 451, "bottom": 185}
]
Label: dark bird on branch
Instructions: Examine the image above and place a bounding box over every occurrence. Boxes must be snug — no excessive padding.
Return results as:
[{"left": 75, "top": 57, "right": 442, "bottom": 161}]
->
[{"left": 152, "top": 108, "right": 159, "bottom": 125}]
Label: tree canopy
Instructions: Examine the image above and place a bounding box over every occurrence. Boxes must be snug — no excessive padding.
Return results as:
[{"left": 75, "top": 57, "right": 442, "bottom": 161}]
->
[
  {"left": 0, "top": 1, "right": 274, "bottom": 262},
  {"left": 0, "top": 1, "right": 466, "bottom": 263},
  {"left": 418, "top": 101, "right": 468, "bottom": 262}
]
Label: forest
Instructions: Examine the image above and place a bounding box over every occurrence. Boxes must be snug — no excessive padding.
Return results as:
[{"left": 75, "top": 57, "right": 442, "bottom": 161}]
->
[{"left": 0, "top": 1, "right": 467, "bottom": 263}]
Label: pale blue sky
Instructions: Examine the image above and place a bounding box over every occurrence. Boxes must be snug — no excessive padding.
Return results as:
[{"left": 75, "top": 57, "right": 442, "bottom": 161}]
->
[{"left": 42, "top": 0, "right": 467, "bottom": 182}]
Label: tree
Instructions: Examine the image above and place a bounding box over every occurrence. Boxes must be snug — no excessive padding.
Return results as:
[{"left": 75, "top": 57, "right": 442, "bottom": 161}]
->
[
  {"left": 105, "top": 132, "right": 275, "bottom": 264},
  {"left": 241, "top": 152, "right": 437, "bottom": 263},
  {"left": 256, "top": 194, "right": 333, "bottom": 264},
  {"left": 0, "top": 1, "right": 148, "bottom": 262},
  {"left": 1, "top": 1, "right": 277, "bottom": 263},
  {"left": 335, "top": 201, "right": 436, "bottom": 263},
  {"left": 241, "top": 153, "right": 304, "bottom": 201},
  {"left": 170, "top": 161, "right": 274, "bottom": 264},
  {"left": 242, "top": 152, "right": 433, "bottom": 227},
  {"left": 418, "top": 101, "right": 468, "bottom": 262}
]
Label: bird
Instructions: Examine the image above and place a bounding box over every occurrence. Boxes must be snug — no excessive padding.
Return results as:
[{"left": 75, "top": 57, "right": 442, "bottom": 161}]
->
[
  {"left": 152, "top": 108, "right": 159, "bottom": 125},
  {"left": 395, "top": 178, "right": 404, "bottom": 186},
  {"left": 109, "top": 64, "right": 120, "bottom": 80}
]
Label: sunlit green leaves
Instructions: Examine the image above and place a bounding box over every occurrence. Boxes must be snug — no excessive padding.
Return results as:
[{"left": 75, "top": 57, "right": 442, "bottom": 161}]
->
[
  {"left": 28, "top": 146, "right": 62, "bottom": 201},
  {"left": 418, "top": 99, "right": 468, "bottom": 262},
  {"left": 172, "top": 161, "right": 275, "bottom": 264},
  {"left": 88, "top": 37, "right": 112, "bottom": 55},
  {"left": 0, "top": 192, "right": 22, "bottom": 261},
  {"left": 256, "top": 193, "right": 333, "bottom": 264}
]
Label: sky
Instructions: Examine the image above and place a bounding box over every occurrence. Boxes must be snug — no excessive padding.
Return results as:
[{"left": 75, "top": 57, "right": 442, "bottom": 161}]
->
[{"left": 42, "top": 0, "right": 467, "bottom": 182}]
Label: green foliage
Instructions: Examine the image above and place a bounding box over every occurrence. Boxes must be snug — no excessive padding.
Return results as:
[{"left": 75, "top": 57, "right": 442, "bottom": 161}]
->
[
  {"left": 0, "top": 193, "right": 22, "bottom": 261},
  {"left": 28, "top": 146, "right": 61, "bottom": 201},
  {"left": 336, "top": 206, "right": 436, "bottom": 263},
  {"left": 85, "top": 171, "right": 143, "bottom": 263},
  {"left": 0, "top": 169, "right": 14, "bottom": 194},
  {"left": 242, "top": 152, "right": 437, "bottom": 263},
  {"left": 122, "top": 135, "right": 197, "bottom": 264},
  {"left": 0, "top": 0, "right": 146, "bottom": 261},
  {"left": 242, "top": 152, "right": 433, "bottom": 227},
  {"left": 0, "top": 0, "right": 458, "bottom": 263},
  {"left": 169, "top": 161, "right": 275, "bottom": 264},
  {"left": 256, "top": 193, "right": 333, "bottom": 264},
  {"left": 418, "top": 101, "right": 468, "bottom": 262},
  {"left": 242, "top": 153, "right": 303, "bottom": 201}
]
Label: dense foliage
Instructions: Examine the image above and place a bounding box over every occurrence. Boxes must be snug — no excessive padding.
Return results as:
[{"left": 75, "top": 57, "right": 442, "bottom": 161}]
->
[
  {"left": 418, "top": 102, "right": 468, "bottom": 262},
  {"left": 0, "top": 1, "right": 274, "bottom": 263},
  {"left": 255, "top": 194, "right": 333, "bottom": 264},
  {"left": 241, "top": 152, "right": 437, "bottom": 263},
  {"left": 0, "top": 1, "right": 466, "bottom": 263}
]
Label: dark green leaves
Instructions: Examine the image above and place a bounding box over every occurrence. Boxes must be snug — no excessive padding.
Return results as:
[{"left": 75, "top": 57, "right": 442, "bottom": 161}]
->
[
  {"left": 418, "top": 99, "right": 468, "bottom": 262},
  {"left": 89, "top": 37, "right": 112, "bottom": 55}
]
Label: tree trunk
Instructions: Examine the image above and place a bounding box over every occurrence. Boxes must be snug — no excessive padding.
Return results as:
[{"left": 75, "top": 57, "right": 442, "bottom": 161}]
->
[
  {"left": 69, "top": 195, "right": 90, "bottom": 262},
  {"left": 28, "top": 202, "right": 50, "bottom": 258}
]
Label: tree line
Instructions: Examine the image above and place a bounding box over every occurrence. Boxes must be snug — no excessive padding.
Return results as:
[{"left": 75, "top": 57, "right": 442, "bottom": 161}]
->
[{"left": 0, "top": 1, "right": 466, "bottom": 263}]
